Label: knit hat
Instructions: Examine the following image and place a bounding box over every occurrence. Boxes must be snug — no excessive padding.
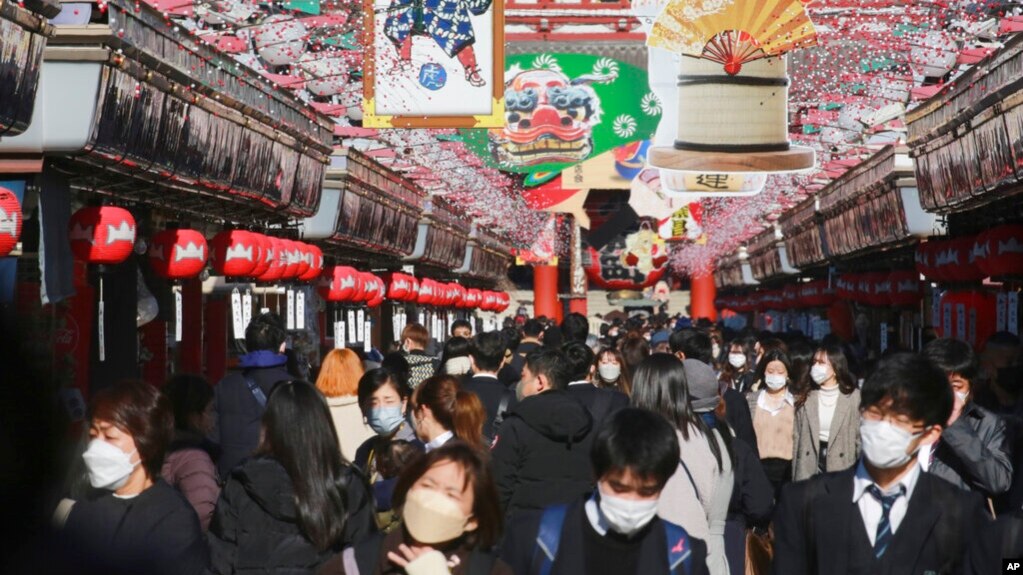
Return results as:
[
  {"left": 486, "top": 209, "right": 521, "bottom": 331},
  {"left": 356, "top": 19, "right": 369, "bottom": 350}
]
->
[{"left": 683, "top": 358, "right": 721, "bottom": 412}]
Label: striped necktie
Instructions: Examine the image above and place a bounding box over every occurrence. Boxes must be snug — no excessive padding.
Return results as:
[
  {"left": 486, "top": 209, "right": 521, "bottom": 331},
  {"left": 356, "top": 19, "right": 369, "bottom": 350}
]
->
[{"left": 866, "top": 484, "right": 906, "bottom": 558}]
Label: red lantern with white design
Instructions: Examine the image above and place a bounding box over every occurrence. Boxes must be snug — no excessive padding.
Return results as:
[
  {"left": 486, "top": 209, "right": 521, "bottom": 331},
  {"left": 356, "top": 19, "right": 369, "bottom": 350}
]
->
[
  {"left": 418, "top": 279, "right": 436, "bottom": 306},
  {"left": 291, "top": 242, "right": 311, "bottom": 280},
  {"left": 256, "top": 237, "right": 287, "bottom": 283},
  {"left": 974, "top": 225, "right": 1023, "bottom": 279},
  {"left": 334, "top": 266, "right": 360, "bottom": 301},
  {"left": 408, "top": 276, "right": 420, "bottom": 302},
  {"left": 782, "top": 285, "right": 800, "bottom": 310},
  {"left": 494, "top": 292, "right": 511, "bottom": 313},
  {"left": 936, "top": 290, "right": 996, "bottom": 346},
  {"left": 211, "top": 231, "right": 259, "bottom": 277},
  {"left": 69, "top": 206, "right": 137, "bottom": 265},
  {"left": 915, "top": 241, "right": 937, "bottom": 281},
  {"left": 319, "top": 266, "right": 346, "bottom": 302},
  {"left": 835, "top": 274, "right": 857, "bottom": 301},
  {"left": 480, "top": 291, "right": 497, "bottom": 311},
  {"left": 149, "top": 229, "right": 208, "bottom": 280},
  {"left": 454, "top": 284, "right": 468, "bottom": 309},
  {"left": 297, "top": 244, "right": 323, "bottom": 282},
  {"left": 465, "top": 288, "right": 481, "bottom": 309},
  {"left": 887, "top": 270, "right": 923, "bottom": 307},
  {"left": 385, "top": 273, "right": 412, "bottom": 301},
  {"left": 249, "top": 234, "right": 273, "bottom": 278},
  {"left": 366, "top": 275, "right": 386, "bottom": 308},
  {"left": 0, "top": 187, "right": 22, "bottom": 257},
  {"left": 933, "top": 236, "right": 985, "bottom": 283}
]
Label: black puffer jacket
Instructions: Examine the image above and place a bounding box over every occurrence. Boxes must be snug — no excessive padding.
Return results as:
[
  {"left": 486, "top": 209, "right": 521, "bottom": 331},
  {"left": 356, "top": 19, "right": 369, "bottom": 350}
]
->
[
  {"left": 491, "top": 390, "right": 594, "bottom": 517},
  {"left": 208, "top": 456, "right": 375, "bottom": 574}
]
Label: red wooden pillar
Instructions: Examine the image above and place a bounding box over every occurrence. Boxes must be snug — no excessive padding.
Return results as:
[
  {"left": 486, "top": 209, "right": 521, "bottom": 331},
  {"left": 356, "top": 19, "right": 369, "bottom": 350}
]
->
[
  {"left": 534, "top": 264, "right": 559, "bottom": 321},
  {"left": 690, "top": 273, "right": 717, "bottom": 322}
]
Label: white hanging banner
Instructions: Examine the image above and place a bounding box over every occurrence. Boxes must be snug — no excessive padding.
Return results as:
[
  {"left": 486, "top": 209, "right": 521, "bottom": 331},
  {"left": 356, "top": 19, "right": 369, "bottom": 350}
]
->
[
  {"left": 942, "top": 302, "right": 952, "bottom": 338},
  {"left": 335, "top": 320, "right": 346, "bottom": 349},
  {"left": 997, "top": 292, "right": 1008, "bottom": 332},
  {"left": 932, "top": 290, "right": 942, "bottom": 331},
  {"left": 400, "top": 310, "right": 408, "bottom": 335},
  {"left": 347, "top": 310, "right": 357, "bottom": 343},
  {"left": 357, "top": 309, "right": 366, "bottom": 342},
  {"left": 174, "top": 286, "right": 183, "bottom": 343},
  {"left": 418, "top": 311, "right": 426, "bottom": 327},
  {"left": 955, "top": 303, "right": 966, "bottom": 341},
  {"left": 242, "top": 291, "right": 253, "bottom": 328},
  {"left": 296, "top": 291, "right": 306, "bottom": 330},
  {"left": 392, "top": 308, "right": 402, "bottom": 342},
  {"left": 879, "top": 322, "right": 888, "bottom": 354},
  {"left": 98, "top": 300, "right": 106, "bottom": 362},
  {"left": 1009, "top": 292, "right": 1019, "bottom": 335},
  {"left": 231, "top": 289, "right": 245, "bottom": 340},
  {"left": 286, "top": 289, "right": 296, "bottom": 330},
  {"left": 364, "top": 320, "right": 372, "bottom": 353}
]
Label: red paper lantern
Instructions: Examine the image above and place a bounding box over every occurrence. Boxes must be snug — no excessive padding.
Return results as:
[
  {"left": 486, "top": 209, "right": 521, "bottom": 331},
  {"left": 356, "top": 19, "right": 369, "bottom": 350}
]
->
[
  {"left": 465, "top": 288, "right": 481, "bottom": 309},
  {"left": 869, "top": 273, "right": 893, "bottom": 307},
  {"left": 149, "top": 229, "right": 208, "bottom": 280},
  {"left": 974, "top": 225, "right": 1023, "bottom": 278},
  {"left": 291, "top": 242, "right": 311, "bottom": 280},
  {"left": 494, "top": 292, "right": 511, "bottom": 313},
  {"left": 297, "top": 244, "right": 323, "bottom": 282},
  {"left": 385, "top": 272, "right": 411, "bottom": 301},
  {"left": 319, "top": 266, "right": 347, "bottom": 302},
  {"left": 934, "top": 236, "right": 984, "bottom": 283},
  {"left": 0, "top": 187, "right": 22, "bottom": 257},
  {"left": 360, "top": 272, "right": 380, "bottom": 305},
  {"left": 937, "top": 291, "right": 996, "bottom": 346},
  {"left": 915, "top": 241, "right": 937, "bottom": 281},
  {"left": 249, "top": 234, "right": 273, "bottom": 278},
  {"left": 278, "top": 240, "right": 300, "bottom": 280},
  {"left": 69, "top": 206, "right": 137, "bottom": 265},
  {"left": 210, "top": 231, "right": 259, "bottom": 277},
  {"left": 782, "top": 284, "right": 800, "bottom": 309},
  {"left": 481, "top": 290, "right": 499, "bottom": 311},
  {"left": 835, "top": 274, "right": 857, "bottom": 300},
  {"left": 418, "top": 279, "right": 436, "bottom": 306},
  {"left": 256, "top": 237, "right": 287, "bottom": 283},
  {"left": 888, "top": 270, "right": 923, "bottom": 307}
]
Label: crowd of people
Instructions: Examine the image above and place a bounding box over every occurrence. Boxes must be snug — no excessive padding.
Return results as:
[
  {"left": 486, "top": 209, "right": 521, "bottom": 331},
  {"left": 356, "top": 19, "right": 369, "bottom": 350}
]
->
[{"left": 35, "top": 309, "right": 1023, "bottom": 574}]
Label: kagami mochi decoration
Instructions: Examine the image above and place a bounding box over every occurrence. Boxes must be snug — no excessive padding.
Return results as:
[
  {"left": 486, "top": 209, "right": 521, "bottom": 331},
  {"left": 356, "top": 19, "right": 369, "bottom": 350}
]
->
[{"left": 646, "top": 0, "right": 817, "bottom": 181}]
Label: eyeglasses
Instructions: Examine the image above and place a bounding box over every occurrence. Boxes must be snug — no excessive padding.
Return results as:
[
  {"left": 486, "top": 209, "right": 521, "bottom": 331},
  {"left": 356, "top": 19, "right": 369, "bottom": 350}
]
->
[{"left": 860, "top": 407, "right": 927, "bottom": 434}]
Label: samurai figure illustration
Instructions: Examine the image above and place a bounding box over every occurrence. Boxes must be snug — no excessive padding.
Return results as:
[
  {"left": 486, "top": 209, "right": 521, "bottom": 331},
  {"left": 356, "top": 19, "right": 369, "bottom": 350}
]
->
[{"left": 383, "top": 0, "right": 492, "bottom": 87}]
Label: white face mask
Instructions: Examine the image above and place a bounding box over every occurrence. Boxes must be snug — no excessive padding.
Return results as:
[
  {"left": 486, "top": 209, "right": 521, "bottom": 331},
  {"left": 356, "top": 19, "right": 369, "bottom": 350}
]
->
[
  {"left": 860, "top": 418, "right": 923, "bottom": 469},
  {"left": 712, "top": 344, "right": 721, "bottom": 358},
  {"left": 598, "top": 363, "right": 621, "bottom": 382},
  {"left": 402, "top": 487, "right": 472, "bottom": 544},
  {"left": 728, "top": 353, "right": 747, "bottom": 369},
  {"left": 810, "top": 364, "right": 833, "bottom": 385},
  {"left": 598, "top": 488, "right": 659, "bottom": 537},
  {"left": 82, "top": 438, "right": 139, "bottom": 491},
  {"left": 955, "top": 391, "right": 969, "bottom": 404},
  {"left": 764, "top": 374, "right": 788, "bottom": 390}
]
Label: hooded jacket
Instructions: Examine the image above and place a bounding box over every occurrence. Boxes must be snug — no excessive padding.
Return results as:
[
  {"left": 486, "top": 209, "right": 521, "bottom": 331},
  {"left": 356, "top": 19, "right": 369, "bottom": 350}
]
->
[
  {"left": 211, "top": 350, "right": 293, "bottom": 478},
  {"left": 208, "top": 456, "right": 375, "bottom": 574},
  {"left": 491, "top": 390, "right": 594, "bottom": 517}
]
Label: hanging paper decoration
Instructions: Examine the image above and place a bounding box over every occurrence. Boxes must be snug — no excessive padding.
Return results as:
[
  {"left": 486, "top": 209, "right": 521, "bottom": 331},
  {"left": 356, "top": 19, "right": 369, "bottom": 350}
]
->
[
  {"left": 465, "top": 288, "right": 482, "bottom": 309},
  {"left": 460, "top": 54, "right": 660, "bottom": 184},
  {"left": 250, "top": 234, "right": 274, "bottom": 278},
  {"left": 0, "top": 187, "right": 22, "bottom": 257},
  {"left": 68, "top": 207, "right": 137, "bottom": 265},
  {"left": 253, "top": 14, "right": 308, "bottom": 66},
  {"left": 211, "top": 230, "right": 260, "bottom": 277},
  {"left": 417, "top": 279, "right": 437, "bottom": 306},
  {"left": 148, "top": 229, "right": 208, "bottom": 280},
  {"left": 974, "top": 225, "right": 1023, "bottom": 278}
]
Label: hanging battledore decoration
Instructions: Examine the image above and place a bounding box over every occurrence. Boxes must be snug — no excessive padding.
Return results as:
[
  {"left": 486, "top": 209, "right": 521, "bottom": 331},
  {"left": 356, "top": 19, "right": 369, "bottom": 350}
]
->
[{"left": 644, "top": 0, "right": 818, "bottom": 196}]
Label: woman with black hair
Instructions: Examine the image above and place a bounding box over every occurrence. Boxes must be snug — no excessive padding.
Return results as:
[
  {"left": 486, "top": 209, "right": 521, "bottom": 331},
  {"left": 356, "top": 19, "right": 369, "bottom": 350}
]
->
[
  {"left": 746, "top": 349, "right": 796, "bottom": 498},
  {"left": 792, "top": 343, "right": 861, "bottom": 481},
  {"left": 631, "top": 354, "right": 734, "bottom": 575},
  {"left": 318, "top": 441, "right": 512, "bottom": 575},
  {"left": 208, "top": 380, "right": 374, "bottom": 574},
  {"left": 439, "top": 337, "right": 472, "bottom": 377},
  {"left": 160, "top": 374, "right": 220, "bottom": 531},
  {"left": 719, "top": 336, "right": 756, "bottom": 394}
]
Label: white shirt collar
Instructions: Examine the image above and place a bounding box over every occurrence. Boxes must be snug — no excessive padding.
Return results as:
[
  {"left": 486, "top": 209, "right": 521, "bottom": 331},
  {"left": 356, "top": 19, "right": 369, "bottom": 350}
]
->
[
  {"left": 425, "top": 430, "right": 455, "bottom": 452},
  {"left": 756, "top": 390, "right": 795, "bottom": 413},
  {"left": 583, "top": 491, "right": 611, "bottom": 536},
  {"left": 473, "top": 373, "right": 499, "bottom": 380},
  {"left": 568, "top": 380, "right": 593, "bottom": 387},
  {"left": 852, "top": 459, "right": 921, "bottom": 503}
]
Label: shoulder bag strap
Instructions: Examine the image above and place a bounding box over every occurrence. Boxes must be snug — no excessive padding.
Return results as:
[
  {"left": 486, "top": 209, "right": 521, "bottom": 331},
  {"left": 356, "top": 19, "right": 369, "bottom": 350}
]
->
[
  {"left": 531, "top": 504, "right": 569, "bottom": 575},
  {"left": 663, "top": 521, "right": 694, "bottom": 574},
  {"left": 677, "top": 457, "right": 701, "bottom": 503},
  {"left": 244, "top": 374, "right": 267, "bottom": 408}
]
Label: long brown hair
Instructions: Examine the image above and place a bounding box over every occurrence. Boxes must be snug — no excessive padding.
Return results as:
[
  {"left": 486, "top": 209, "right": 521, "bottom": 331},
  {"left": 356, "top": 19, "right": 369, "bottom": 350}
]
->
[
  {"left": 594, "top": 347, "right": 633, "bottom": 396},
  {"left": 414, "top": 375, "right": 486, "bottom": 450},
  {"left": 315, "top": 349, "right": 365, "bottom": 397},
  {"left": 392, "top": 441, "right": 503, "bottom": 548}
]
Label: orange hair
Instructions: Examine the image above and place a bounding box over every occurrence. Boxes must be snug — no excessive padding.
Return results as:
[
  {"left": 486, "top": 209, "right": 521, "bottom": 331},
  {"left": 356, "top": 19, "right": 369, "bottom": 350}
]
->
[
  {"left": 415, "top": 375, "right": 486, "bottom": 450},
  {"left": 315, "top": 349, "right": 365, "bottom": 397}
]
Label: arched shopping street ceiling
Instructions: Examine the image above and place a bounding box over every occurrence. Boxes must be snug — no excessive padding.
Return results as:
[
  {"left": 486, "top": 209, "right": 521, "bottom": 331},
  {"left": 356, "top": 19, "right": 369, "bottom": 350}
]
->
[{"left": 119, "top": 0, "right": 1022, "bottom": 270}]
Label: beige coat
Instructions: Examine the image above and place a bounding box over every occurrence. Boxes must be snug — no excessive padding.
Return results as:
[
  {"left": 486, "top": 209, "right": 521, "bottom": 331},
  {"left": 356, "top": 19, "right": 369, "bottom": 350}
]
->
[
  {"left": 326, "top": 395, "right": 374, "bottom": 463},
  {"left": 792, "top": 388, "right": 860, "bottom": 481},
  {"left": 657, "top": 425, "right": 734, "bottom": 575}
]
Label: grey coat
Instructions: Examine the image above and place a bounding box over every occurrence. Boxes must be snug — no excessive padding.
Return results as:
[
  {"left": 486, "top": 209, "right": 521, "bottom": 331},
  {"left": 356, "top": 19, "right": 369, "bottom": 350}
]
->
[
  {"left": 929, "top": 401, "right": 1013, "bottom": 497},
  {"left": 792, "top": 388, "right": 860, "bottom": 481}
]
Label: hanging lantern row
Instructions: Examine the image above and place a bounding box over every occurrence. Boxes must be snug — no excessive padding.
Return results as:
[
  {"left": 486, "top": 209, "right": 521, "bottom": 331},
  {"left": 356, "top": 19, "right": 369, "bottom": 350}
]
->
[
  {"left": 318, "top": 267, "right": 510, "bottom": 312},
  {"left": 718, "top": 270, "right": 923, "bottom": 312},
  {"left": 319, "top": 266, "right": 386, "bottom": 308},
  {"left": 210, "top": 231, "right": 324, "bottom": 283},
  {"left": 916, "top": 226, "right": 1023, "bottom": 283}
]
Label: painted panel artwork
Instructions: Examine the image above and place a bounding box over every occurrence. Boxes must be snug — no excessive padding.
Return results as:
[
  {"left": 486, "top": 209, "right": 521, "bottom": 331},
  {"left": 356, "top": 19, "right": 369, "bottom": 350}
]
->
[
  {"left": 363, "top": 0, "right": 504, "bottom": 127},
  {"left": 460, "top": 53, "right": 661, "bottom": 185}
]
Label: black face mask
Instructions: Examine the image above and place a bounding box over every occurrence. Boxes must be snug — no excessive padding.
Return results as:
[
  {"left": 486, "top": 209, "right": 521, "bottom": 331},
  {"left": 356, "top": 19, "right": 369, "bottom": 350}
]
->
[{"left": 997, "top": 366, "right": 1023, "bottom": 394}]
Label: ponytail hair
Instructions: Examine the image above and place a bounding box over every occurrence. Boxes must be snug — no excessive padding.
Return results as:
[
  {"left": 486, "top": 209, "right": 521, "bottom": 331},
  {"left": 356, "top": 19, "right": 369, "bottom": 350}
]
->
[{"left": 415, "top": 375, "right": 486, "bottom": 450}]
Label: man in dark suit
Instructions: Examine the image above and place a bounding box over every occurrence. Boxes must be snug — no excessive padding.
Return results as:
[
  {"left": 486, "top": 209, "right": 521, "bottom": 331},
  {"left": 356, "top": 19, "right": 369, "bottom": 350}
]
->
[
  {"left": 772, "top": 353, "right": 990, "bottom": 575},
  {"left": 670, "top": 328, "right": 758, "bottom": 454},
  {"left": 562, "top": 341, "right": 629, "bottom": 426},
  {"left": 463, "top": 331, "right": 514, "bottom": 439}
]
